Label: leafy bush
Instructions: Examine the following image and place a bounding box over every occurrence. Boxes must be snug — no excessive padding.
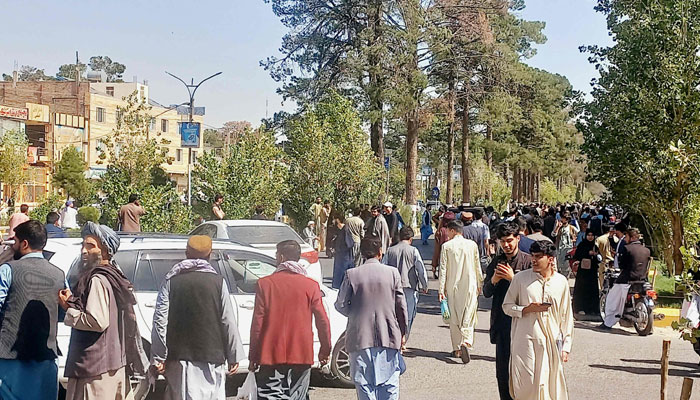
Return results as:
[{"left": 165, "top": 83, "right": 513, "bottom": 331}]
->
[
  {"left": 29, "top": 194, "right": 64, "bottom": 224},
  {"left": 77, "top": 206, "right": 101, "bottom": 226}
]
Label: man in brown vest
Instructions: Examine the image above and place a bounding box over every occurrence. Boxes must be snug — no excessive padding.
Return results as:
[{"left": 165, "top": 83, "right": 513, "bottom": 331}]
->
[{"left": 59, "top": 222, "right": 148, "bottom": 399}]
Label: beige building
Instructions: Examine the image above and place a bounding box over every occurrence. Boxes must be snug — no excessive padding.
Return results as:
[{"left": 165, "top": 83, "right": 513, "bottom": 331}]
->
[
  {"left": 0, "top": 79, "right": 205, "bottom": 204},
  {"left": 87, "top": 82, "right": 204, "bottom": 192}
]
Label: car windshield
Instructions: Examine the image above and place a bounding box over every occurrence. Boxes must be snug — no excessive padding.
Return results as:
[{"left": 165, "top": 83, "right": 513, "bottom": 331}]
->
[{"left": 226, "top": 226, "right": 303, "bottom": 245}]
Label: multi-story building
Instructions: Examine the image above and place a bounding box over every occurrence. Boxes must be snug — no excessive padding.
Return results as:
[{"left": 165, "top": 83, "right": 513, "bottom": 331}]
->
[
  {"left": 88, "top": 82, "right": 204, "bottom": 192},
  {"left": 0, "top": 78, "right": 205, "bottom": 203}
]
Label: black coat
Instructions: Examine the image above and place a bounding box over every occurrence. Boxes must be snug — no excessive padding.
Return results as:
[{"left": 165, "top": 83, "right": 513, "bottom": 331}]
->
[
  {"left": 616, "top": 240, "right": 650, "bottom": 284},
  {"left": 483, "top": 251, "right": 532, "bottom": 343}
]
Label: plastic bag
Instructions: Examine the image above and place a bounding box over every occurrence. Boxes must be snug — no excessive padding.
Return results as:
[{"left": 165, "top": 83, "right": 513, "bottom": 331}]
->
[
  {"left": 681, "top": 294, "right": 700, "bottom": 328},
  {"left": 440, "top": 299, "right": 450, "bottom": 322},
  {"left": 235, "top": 371, "right": 258, "bottom": 400}
]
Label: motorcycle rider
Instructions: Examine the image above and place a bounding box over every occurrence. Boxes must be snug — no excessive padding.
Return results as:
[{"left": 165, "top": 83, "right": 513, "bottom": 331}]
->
[{"left": 599, "top": 228, "right": 651, "bottom": 330}]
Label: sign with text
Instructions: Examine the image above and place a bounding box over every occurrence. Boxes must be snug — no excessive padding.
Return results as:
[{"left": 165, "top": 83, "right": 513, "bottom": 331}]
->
[
  {"left": 179, "top": 122, "right": 201, "bottom": 148},
  {"left": 0, "top": 105, "right": 28, "bottom": 120}
]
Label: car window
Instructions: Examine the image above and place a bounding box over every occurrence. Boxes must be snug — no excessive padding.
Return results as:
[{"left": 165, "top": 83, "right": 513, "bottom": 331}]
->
[
  {"left": 135, "top": 250, "right": 233, "bottom": 293},
  {"left": 192, "top": 224, "right": 218, "bottom": 238},
  {"left": 66, "top": 250, "right": 139, "bottom": 290},
  {"left": 221, "top": 251, "right": 277, "bottom": 294},
  {"left": 225, "top": 225, "right": 303, "bottom": 245}
]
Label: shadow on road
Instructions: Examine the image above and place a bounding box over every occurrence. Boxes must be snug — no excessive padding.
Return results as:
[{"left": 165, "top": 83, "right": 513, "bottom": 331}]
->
[
  {"left": 403, "top": 347, "right": 461, "bottom": 365},
  {"left": 589, "top": 362, "right": 700, "bottom": 378},
  {"left": 573, "top": 321, "right": 635, "bottom": 336}
]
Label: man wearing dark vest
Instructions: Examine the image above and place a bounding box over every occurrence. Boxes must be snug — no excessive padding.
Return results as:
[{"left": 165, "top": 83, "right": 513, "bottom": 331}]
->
[
  {"left": 0, "top": 220, "right": 66, "bottom": 400},
  {"left": 59, "top": 222, "right": 148, "bottom": 400},
  {"left": 151, "top": 235, "right": 245, "bottom": 399}
]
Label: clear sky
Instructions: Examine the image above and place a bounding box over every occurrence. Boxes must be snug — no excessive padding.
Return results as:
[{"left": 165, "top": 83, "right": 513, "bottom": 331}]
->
[{"left": 1, "top": 0, "right": 612, "bottom": 128}]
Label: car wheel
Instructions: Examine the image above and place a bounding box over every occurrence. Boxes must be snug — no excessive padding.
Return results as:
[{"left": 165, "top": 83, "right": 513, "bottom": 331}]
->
[{"left": 330, "top": 333, "right": 355, "bottom": 388}]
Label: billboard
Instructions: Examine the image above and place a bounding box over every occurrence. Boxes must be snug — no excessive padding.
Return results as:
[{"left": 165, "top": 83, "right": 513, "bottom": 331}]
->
[{"left": 179, "top": 122, "right": 201, "bottom": 148}]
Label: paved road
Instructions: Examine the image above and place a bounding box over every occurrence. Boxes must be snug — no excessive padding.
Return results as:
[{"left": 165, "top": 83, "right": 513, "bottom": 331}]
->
[{"left": 224, "top": 238, "right": 700, "bottom": 399}]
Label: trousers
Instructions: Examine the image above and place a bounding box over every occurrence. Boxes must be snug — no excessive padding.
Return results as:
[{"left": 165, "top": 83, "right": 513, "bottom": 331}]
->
[
  {"left": 494, "top": 332, "right": 513, "bottom": 400},
  {"left": 404, "top": 288, "right": 419, "bottom": 340},
  {"left": 603, "top": 283, "right": 631, "bottom": 327}
]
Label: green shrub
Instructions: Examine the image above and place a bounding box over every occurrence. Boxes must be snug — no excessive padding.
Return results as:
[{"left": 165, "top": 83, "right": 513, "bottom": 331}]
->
[
  {"left": 29, "top": 194, "right": 64, "bottom": 224},
  {"left": 77, "top": 206, "right": 101, "bottom": 226}
]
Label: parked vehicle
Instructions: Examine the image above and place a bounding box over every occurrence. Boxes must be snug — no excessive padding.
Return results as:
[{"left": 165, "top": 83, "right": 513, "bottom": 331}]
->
[
  {"left": 190, "top": 220, "right": 322, "bottom": 283},
  {"left": 42, "top": 235, "right": 353, "bottom": 396},
  {"left": 599, "top": 264, "right": 657, "bottom": 336}
]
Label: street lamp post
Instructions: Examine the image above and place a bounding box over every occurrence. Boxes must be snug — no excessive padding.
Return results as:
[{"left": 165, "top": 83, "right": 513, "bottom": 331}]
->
[{"left": 165, "top": 71, "right": 222, "bottom": 206}]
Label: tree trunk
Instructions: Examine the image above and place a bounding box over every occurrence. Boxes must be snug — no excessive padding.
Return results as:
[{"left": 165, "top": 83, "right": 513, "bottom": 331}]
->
[
  {"left": 511, "top": 167, "right": 519, "bottom": 200},
  {"left": 486, "top": 124, "right": 493, "bottom": 170},
  {"left": 368, "top": 1, "right": 384, "bottom": 161},
  {"left": 405, "top": 112, "right": 419, "bottom": 205},
  {"left": 445, "top": 82, "right": 456, "bottom": 205},
  {"left": 446, "top": 124, "right": 455, "bottom": 205},
  {"left": 461, "top": 100, "right": 471, "bottom": 204},
  {"left": 670, "top": 210, "right": 685, "bottom": 275}
]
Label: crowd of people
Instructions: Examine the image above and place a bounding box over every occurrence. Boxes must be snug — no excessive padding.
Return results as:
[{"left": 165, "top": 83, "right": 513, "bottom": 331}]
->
[
  {"left": 322, "top": 200, "right": 650, "bottom": 400},
  {"left": 0, "top": 197, "right": 653, "bottom": 400}
]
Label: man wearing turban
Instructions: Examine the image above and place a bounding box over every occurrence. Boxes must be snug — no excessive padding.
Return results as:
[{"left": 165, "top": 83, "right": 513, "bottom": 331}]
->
[{"left": 59, "top": 222, "right": 148, "bottom": 399}]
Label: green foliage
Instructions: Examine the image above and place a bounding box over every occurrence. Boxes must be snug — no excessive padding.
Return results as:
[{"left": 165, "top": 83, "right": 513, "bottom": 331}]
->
[
  {"left": 29, "top": 194, "right": 64, "bottom": 224},
  {"left": 579, "top": 0, "right": 700, "bottom": 275},
  {"left": 88, "top": 56, "right": 126, "bottom": 82},
  {"left": 283, "top": 92, "right": 383, "bottom": 227},
  {"left": 193, "top": 127, "right": 288, "bottom": 220},
  {"left": 2, "top": 65, "right": 55, "bottom": 82},
  {"left": 203, "top": 129, "right": 224, "bottom": 148},
  {"left": 0, "top": 130, "right": 28, "bottom": 196},
  {"left": 56, "top": 62, "right": 86, "bottom": 81},
  {"left": 53, "top": 147, "right": 91, "bottom": 202},
  {"left": 77, "top": 206, "right": 101, "bottom": 226},
  {"left": 97, "top": 93, "right": 192, "bottom": 233}
]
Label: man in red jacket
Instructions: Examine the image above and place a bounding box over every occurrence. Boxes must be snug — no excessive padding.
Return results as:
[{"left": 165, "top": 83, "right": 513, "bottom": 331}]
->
[{"left": 249, "top": 240, "right": 332, "bottom": 399}]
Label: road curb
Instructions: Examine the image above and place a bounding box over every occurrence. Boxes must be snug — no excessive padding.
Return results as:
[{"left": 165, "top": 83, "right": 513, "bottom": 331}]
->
[{"left": 654, "top": 307, "right": 680, "bottom": 328}]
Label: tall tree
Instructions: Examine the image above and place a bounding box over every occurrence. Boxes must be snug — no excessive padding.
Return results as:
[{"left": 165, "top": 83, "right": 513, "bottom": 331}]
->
[
  {"left": 56, "top": 62, "right": 87, "bottom": 81},
  {"left": 0, "top": 130, "right": 28, "bottom": 200},
  {"left": 2, "top": 65, "right": 55, "bottom": 82},
  {"left": 88, "top": 56, "right": 126, "bottom": 82},
  {"left": 580, "top": 0, "right": 700, "bottom": 274},
  {"left": 53, "top": 146, "right": 90, "bottom": 201}
]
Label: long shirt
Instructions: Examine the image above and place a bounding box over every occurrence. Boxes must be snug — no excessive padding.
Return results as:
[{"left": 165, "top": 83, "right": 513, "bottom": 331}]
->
[{"left": 503, "top": 268, "right": 574, "bottom": 400}]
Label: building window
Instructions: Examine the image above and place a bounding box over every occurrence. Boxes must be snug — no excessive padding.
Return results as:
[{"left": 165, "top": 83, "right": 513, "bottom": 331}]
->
[
  {"left": 140, "top": 87, "right": 146, "bottom": 101},
  {"left": 96, "top": 139, "right": 106, "bottom": 152},
  {"left": 150, "top": 117, "right": 156, "bottom": 130},
  {"left": 106, "top": 86, "right": 114, "bottom": 97},
  {"left": 161, "top": 119, "right": 168, "bottom": 133},
  {"left": 116, "top": 109, "right": 123, "bottom": 122},
  {"left": 176, "top": 149, "right": 182, "bottom": 162},
  {"left": 192, "top": 150, "right": 198, "bottom": 163},
  {"left": 96, "top": 107, "right": 105, "bottom": 123}
]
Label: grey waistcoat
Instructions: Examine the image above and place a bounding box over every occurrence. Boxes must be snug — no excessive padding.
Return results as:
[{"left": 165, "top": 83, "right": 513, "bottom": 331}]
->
[
  {"left": 65, "top": 274, "right": 126, "bottom": 378},
  {"left": 0, "top": 256, "right": 66, "bottom": 361}
]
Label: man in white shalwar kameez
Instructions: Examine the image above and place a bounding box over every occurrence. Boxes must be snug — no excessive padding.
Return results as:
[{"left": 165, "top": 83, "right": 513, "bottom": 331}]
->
[
  {"left": 503, "top": 240, "right": 573, "bottom": 400},
  {"left": 438, "top": 219, "right": 483, "bottom": 363}
]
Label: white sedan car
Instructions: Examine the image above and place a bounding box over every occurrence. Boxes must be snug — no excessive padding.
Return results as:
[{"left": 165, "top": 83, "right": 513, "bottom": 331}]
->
[
  {"left": 43, "top": 235, "right": 353, "bottom": 397},
  {"left": 189, "top": 220, "right": 323, "bottom": 284}
]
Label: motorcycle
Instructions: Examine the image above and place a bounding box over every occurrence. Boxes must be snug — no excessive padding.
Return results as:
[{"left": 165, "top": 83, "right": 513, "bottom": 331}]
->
[{"left": 599, "top": 263, "right": 657, "bottom": 336}]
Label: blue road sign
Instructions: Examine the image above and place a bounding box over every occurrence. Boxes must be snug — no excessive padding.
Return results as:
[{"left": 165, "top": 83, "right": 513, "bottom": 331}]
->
[
  {"left": 384, "top": 156, "right": 390, "bottom": 170},
  {"left": 431, "top": 186, "right": 440, "bottom": 200},
  {"left": 180, "top": 122, "right": 201, "bottom": 148}
]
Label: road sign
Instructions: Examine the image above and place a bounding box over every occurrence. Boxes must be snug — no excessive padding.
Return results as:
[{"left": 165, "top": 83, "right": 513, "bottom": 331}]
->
[
  {"left": 384, "top": 156, "right": 390, "bottom": 170},
  {"left": 431, "top": 186, "right": 440, "bottom": 200},
  {"left": 180, "top": 122, "right": 201, "bottom": 148}
]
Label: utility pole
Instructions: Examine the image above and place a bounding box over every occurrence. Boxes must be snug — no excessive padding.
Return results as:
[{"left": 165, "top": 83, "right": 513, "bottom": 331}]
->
[{"left": 165, "top": 71, "right": 222, "bottom": 206}]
